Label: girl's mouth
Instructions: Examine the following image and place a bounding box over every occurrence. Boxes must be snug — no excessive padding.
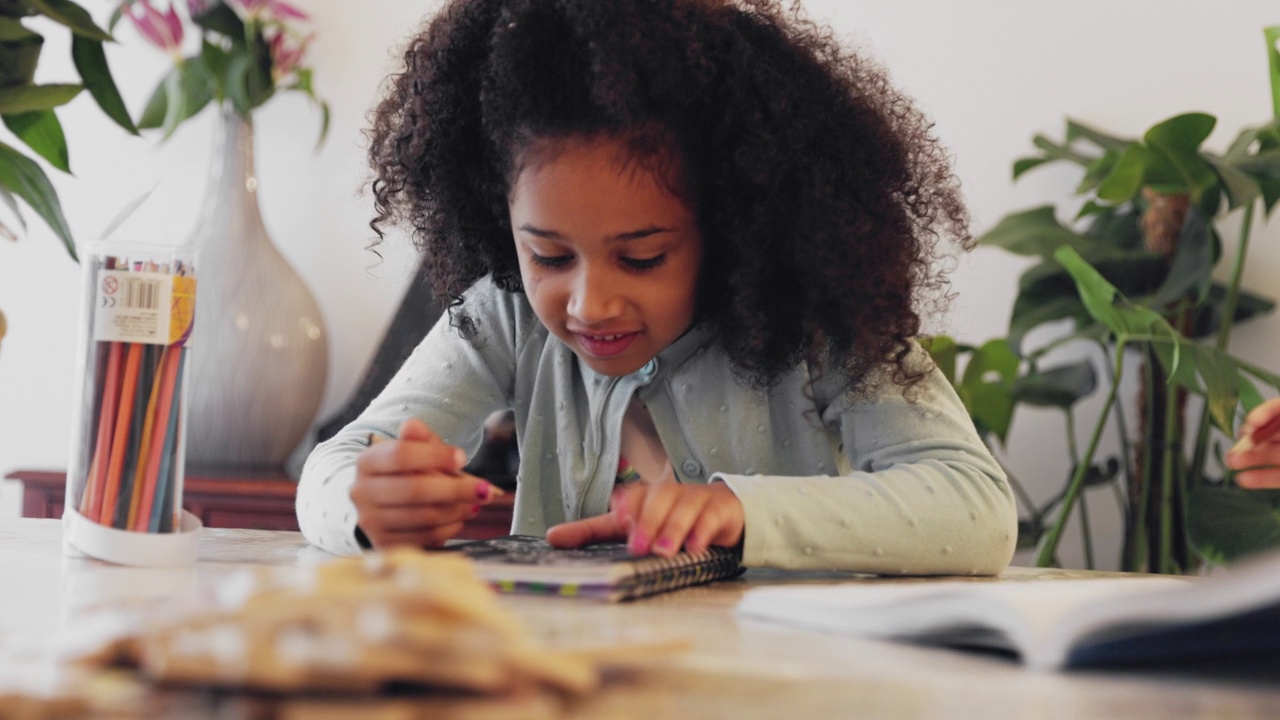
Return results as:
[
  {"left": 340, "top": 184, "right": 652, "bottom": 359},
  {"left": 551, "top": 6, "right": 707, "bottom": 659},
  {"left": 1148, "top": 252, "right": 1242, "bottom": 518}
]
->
[{"left": 576, "top": 332, "right": 638, "bottom": 358}]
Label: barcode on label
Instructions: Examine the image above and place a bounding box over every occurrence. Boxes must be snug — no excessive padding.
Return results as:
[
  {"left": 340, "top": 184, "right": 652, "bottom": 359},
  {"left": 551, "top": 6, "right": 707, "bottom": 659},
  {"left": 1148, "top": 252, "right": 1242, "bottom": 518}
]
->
[
  {"left": 121, "top": 278, "right": 162, "bottom": 310},
  {"left": 93, "top": 269, "right": 175, "bottom": 345}
]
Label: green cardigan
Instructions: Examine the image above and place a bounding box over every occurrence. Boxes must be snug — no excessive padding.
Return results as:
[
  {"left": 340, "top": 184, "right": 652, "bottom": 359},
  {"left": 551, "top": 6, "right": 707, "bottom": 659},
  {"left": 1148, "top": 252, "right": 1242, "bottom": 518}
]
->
[{"left": 298, "top": 276, "right": 1017, "bottom": 573}]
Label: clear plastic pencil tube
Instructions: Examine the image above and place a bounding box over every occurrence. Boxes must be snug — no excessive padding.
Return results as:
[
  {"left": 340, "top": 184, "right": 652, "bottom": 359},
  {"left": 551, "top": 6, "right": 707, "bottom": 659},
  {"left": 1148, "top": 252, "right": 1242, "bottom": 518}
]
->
[{"left": 64, "top": 240, "right": 202, "bottom": 566}]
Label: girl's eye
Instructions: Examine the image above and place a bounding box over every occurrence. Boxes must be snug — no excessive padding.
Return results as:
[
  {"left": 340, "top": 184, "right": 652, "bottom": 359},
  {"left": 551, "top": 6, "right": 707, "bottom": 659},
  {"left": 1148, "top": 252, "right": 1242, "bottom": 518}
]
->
[
  {"left": 530, "top": 253, "right": 573, "bottom": 268},
  {"left": 623, "top": 254, "right": 667, "bottom": 271}
]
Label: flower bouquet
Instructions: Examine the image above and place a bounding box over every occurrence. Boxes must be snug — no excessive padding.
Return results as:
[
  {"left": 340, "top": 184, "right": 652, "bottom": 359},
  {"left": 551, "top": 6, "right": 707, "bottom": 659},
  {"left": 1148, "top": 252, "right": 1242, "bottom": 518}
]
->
[{"left": 118, "top": 0, "right": 327, "bottom": 141}]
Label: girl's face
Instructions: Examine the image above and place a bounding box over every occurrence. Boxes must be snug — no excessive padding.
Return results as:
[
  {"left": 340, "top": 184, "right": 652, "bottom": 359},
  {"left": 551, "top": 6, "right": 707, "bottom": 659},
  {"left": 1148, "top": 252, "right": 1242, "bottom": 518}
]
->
[{"left": 508, "top": 137, "right": 703, "bottom": 377}]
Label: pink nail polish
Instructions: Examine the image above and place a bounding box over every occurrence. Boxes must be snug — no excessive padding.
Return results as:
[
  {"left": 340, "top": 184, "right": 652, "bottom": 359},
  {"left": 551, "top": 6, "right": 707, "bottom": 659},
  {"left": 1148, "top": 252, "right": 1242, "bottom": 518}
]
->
[
  {"left": 471, "top": 504, "right": 481, "bottom": 514},
  {"left": 654, "top": 537, "right": 674, "bottom": 554},
  {"left": 475, "top": 483, "right": 491, "bottom": 501}
]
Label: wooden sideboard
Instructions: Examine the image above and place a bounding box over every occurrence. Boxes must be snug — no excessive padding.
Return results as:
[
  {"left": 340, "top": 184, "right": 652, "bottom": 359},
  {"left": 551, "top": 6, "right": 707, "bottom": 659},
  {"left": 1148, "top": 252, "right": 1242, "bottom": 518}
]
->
[{"left": 5, "top": 468, "right": 515, "bottom": 539}]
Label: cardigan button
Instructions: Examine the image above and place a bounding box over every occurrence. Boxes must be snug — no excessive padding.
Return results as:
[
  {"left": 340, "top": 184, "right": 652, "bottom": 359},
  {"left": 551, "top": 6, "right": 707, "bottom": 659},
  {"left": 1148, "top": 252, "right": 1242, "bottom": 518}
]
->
[
  {"left": 639, "top": 359, "right": 658, "bottom": 377},
  {"left": 681, "top": 459, "right": 703, "bottom": 478}
]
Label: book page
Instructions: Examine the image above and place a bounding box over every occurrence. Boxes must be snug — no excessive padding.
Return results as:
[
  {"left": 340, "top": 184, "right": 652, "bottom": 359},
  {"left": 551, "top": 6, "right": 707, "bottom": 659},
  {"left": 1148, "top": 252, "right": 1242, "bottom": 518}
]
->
[{"left": 737, "top": 577, "right": 1184, "bottom": 668}]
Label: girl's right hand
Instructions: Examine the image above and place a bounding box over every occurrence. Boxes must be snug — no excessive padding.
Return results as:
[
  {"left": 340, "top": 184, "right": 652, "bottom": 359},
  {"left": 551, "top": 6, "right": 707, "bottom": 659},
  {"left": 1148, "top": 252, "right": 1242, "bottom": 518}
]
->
[
  {"left": 1227, "top": 398, "right": 1280, "bottom": 489},
  {"left": 350, "top": 417, "right": 498, "bottom": 549}
]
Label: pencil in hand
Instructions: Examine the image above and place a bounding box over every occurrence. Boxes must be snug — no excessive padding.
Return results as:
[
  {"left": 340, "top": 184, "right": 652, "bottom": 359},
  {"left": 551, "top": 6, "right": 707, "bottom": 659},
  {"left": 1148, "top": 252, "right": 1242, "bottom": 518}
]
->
[
  {"left": 364, "top": 432, "right": 506, "bottom": 497},
  {"left": 1230, "top": 412, "right": 1280, "bottom": 454}
]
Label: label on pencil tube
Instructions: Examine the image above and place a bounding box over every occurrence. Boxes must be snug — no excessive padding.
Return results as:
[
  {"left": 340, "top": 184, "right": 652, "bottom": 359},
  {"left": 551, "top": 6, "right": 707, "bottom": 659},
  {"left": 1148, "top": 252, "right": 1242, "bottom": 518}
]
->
[{"left": 93, "top": 271, "right": 196, "bottom": 345}]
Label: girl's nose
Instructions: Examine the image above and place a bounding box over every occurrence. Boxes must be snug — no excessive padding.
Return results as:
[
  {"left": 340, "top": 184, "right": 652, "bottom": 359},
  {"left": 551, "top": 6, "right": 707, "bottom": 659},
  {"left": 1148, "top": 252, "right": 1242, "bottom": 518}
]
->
[{"left": 567, "top": 268, "right": 623, "bottom": 324}]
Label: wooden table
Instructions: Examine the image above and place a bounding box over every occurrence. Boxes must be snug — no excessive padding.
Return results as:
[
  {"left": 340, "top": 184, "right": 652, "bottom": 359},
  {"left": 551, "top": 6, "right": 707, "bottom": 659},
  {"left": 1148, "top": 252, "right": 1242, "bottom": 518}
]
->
[
  {"left": 6, "top": 468, "right": 516, "bottom": 539},
  {"left": 1, "top": 518, "right": 1278, "bottom": 719}
]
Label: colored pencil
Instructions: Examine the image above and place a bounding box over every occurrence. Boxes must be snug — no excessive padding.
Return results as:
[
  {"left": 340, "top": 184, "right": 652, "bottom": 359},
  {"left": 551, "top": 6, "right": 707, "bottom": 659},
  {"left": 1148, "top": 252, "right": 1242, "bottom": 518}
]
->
[
  {"left": 150, "top": 347, "right": 186, "bottom": 533},
  {"left": 136, "top": 345, "right": 182, "bottom": 533},
  {"left": 81, "top": 341, "right": 123, "bottom": 518},
  {"left": 99, "top": 342, "right": 144, "bottom": 526}
]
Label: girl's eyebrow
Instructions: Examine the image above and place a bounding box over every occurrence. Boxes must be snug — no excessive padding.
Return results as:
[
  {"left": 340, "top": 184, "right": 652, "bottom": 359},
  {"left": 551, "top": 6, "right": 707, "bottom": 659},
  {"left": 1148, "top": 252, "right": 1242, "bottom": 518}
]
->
[{"left": 517, "top": 224, "right": 674, "bottom": 242}]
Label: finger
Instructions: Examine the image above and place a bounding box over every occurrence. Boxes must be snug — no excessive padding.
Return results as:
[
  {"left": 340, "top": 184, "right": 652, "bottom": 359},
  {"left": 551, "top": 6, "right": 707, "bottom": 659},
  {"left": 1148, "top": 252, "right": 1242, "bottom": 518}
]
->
[
  {"left": 629, "top": 483, "right": 683, "bottom": 556},
  {"left": 352, "top": 471, "right": 495, "bottom": 507},
  {"left": 687, "top": 487, "right": 745, "bottom": 554},
  {"left": 399, "top": 417, "right": 438, "bottom": 442},
  {"left": 358, "top": 435, "right": 468, "bottom": 476},
  {"left": 609, "top": 484, "right": 647, "bottom": 529},
  {"left": 651, "top": 490, "right": 710, "bottom": 558},
  {"left": 359, "top": 502, "right": 479, "bottom": 533},
  {"left": 1236, "top": 471, "right": 1280, "bottom": 489},
  {"left": 366, "top": 522, "right": 466, "bottom": 550},
  {"left": 1244, "top": 401, "right": 1280, "bottom": 431},
  {"left": 546, "top": 513, "right": 628, "bottom": 548}
]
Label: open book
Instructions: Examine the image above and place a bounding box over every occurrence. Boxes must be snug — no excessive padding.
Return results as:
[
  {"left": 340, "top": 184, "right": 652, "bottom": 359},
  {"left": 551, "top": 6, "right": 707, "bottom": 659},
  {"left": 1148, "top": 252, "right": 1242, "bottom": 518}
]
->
[
  {"left": 447, "top": 535, "right": 743, "bottom": 602},
  {"left": 736, "top": 550, "right": 1280, "bottom": 670}
]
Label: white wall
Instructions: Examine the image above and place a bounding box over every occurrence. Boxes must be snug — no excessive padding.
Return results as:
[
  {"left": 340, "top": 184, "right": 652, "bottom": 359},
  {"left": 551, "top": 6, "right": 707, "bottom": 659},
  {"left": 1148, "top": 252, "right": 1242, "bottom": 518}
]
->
[{"left": 2, "top": 1, "right": 1277, "bottom": 570}]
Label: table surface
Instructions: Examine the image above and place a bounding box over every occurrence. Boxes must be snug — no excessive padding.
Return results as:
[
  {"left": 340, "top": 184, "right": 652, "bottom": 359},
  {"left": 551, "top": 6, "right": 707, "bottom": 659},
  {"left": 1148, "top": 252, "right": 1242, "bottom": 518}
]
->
[{"left": 1, "top": 518, "right": 1278, "bottom": 719}]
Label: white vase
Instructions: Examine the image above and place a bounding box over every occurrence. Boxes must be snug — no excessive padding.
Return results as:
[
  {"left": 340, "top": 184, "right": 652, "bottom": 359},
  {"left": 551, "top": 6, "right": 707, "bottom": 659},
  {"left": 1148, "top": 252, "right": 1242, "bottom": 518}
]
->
[{"left": 184, "top": 109, "right": 328, "bottom": 470}]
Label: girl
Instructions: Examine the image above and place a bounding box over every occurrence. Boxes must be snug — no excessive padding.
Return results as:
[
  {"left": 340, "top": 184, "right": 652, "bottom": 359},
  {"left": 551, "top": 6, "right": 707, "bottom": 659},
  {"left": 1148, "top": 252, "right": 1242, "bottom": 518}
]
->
[{"left": 298, "top": 0, "right": 1018, "bottom": 574}]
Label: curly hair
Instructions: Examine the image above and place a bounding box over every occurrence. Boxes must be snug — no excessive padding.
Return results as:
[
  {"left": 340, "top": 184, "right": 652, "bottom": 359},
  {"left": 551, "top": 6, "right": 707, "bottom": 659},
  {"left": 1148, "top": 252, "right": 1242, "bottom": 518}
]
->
[{"left": 367, "top": 0, "right": 971, "bottom": 395}]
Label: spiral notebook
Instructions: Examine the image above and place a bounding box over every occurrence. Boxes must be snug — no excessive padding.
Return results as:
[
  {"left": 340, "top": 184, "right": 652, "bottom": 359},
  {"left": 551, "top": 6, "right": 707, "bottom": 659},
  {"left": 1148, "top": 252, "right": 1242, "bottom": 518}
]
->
[{"left": 447, "top": 535, "right": 744, "bottom": 601}]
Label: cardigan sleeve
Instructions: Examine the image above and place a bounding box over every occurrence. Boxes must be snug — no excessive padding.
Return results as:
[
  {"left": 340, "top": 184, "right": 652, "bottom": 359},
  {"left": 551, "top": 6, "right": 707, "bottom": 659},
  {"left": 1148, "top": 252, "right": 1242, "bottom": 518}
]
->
[
  {"left": 296, "top": 277, "right": 525, "bottom": 555},
  {"left": 716, "top": 348, "right": 1018, "bottom": 575}
]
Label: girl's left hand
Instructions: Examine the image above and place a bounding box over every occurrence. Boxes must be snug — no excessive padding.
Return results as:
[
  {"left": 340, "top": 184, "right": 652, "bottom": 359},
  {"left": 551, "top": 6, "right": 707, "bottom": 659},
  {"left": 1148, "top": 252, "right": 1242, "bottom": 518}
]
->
[{"left": 546, "top": 482, "right": 744, "bottom": 557}]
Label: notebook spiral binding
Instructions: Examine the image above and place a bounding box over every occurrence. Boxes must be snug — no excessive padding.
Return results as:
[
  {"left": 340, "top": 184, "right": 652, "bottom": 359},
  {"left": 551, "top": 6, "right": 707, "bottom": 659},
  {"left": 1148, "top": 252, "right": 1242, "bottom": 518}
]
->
[{"left": 617, "top": 545, "right": 745, "bottom": 600}]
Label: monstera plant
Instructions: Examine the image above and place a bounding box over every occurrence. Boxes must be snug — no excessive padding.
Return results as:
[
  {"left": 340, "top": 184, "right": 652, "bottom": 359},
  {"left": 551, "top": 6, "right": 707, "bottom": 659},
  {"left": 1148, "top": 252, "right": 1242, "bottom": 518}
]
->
[
  {"left": 0, "top": 0, "right": 137, "bottom": 352},
  {"left": 927, "top": 27, "right": 1280, "bottom": 574}
]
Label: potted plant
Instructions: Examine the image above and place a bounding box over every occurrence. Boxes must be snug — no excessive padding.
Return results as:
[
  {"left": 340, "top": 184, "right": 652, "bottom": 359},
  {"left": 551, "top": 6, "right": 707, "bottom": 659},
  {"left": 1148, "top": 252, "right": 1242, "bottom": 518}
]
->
[
  {"left": 928, "top": 26, "right": 1280, "bottom": 574},
  {"left": 0, "top": 0, "right": 137, "bottom": 351}
]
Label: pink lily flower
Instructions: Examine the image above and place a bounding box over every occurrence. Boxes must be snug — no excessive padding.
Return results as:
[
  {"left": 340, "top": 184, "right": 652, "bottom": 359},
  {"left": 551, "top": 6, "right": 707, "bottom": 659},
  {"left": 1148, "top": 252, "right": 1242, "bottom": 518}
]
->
[
  {"left": 225, "top": 0, "right": 308, "bottom": 23},
  {"left": 186, "top": 0, "right": 209, "bottom": 17},
  {"left": 268, "top": 29, "right": 313, "bottom": 83},
  {"left": 122, "top": 0, "right": 184, "bottom": 54}
]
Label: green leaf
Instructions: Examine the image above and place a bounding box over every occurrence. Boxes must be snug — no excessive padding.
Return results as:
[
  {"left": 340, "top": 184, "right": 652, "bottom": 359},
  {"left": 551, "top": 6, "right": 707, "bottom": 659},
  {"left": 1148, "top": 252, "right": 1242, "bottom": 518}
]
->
[
  {"left": 223, "top": 52, "right": 254, "bottom": 117},
  {"left": 1075, "top": 148, "right": 1121, "bottom": 195},
  {"left": 1188, "top": 284, "right": 1277, "bottom": 339},
  {"left": 1095, "top": 144, "right": 1147, "bottom": 203},
  {"left": 1225, "top": 119, "right": 1280, "bottom": 162},
  {"left": 194, "top": 2, "right": 247, "bottom": 47},
  {"left": 26, "top": 0, "right": 111, "bottom": 41},
  {"left": 1011, "top": 360, "right": 1097, "bottom": 409},
  {"left": 1074, "top": 200, "right": 1111, "bottom": 222},
  {"left": 1065, "top": 119, "right": 1130, "bottom": 152},
  {"left": 161, "top": 69, "right": 187, "bottom": 140},
  {"left": 1143, "top": 113, "right": 1220, "bottom": 201},
  {"left": 139, "top": 60, "right": 215, "bottom": 136},
  {"left": 136, "top": 77, "right": 166, "bottom": 130},
  {"left": 1203, "top": 154, "right": 1261, "bottom": 211},
  {"left": 957, "top": 339, "right": 1020, "bottom": 444},
  {"left": 1032, "top": 134, "right": 1096, "bottom": 168},
  {"left": 1192, "top": 344, "right": 1241, "bottom": 433},
  {"left": 1151, "top": 205, "right": 1214, "bottom": 307},
  {"left": 1012, "top": 156, "right": 1053, "bottom": 180},
  {"left": 1188, "top": 485, "right": 1280, "bottom": 564},
  {"left": 0, "top": 83, "right": 81, "bottom": 114},
  {"left": 0, "top": 184, "right": 25, "bottom": 231},
  {"left": 315, "top": 98, "right": 330, "bottom": 150},
  {"left": 1150, "top": 335, "right": 1202, "bottom": 394},
  {"left": 920, "top": 334, "right": 958, "bottom": 385},
  {"left": 1145, "top": 112, "right": 1216, "bottom": 155},
  {"left": 1239, "top": 375, "right": 1265, "bottom": 415},
  {"left": 200, "top": 39, "right": 230, "bottom": 101},
  {"left": 2, "top": 109, "right": 68, "bottom": 172},
  {"left": 0, "top": 18, "right": 43, "bottom": 87},
  {"left": 0, "top": 139, "right": 73, "bottom": 257},
  {"left": 976, "top": 206, "right": 1109, "bottom": 257},
  {"left": 1267, "top": 26, "right": 1280, "bottom": 119},
  {"left": 1009, "top": 294, "right": 1087, "bottom": 355},
  {"left": 71, "top": 35, "right": 137, "bottom": 135}
]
